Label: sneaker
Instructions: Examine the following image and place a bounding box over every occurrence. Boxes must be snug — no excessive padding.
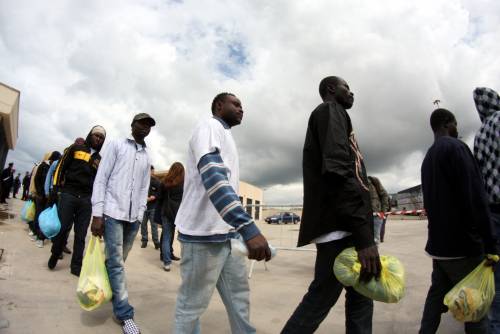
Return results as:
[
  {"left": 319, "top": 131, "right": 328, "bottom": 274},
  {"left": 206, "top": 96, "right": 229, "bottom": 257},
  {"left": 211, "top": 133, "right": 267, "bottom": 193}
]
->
[
  {"left": 163, "top": 264, "right": 171, "bottom": 272},
  {"left": 28, "top": 230, "right": 34, "bottom": 237},
  {"left": 48, "top": 254, "right": 58, "bottom": 269},
  {"left": 140, "top": 241, "right": 147, "bottom": 248},
  {"left": 30, "top": 234, "right": 38, "bottom": 241},
  {"left": 122, "top": 319, "right": 141, "bottom": 334},
  {"left": 35, "top": 239, "right": 44, "bottom": 248}
]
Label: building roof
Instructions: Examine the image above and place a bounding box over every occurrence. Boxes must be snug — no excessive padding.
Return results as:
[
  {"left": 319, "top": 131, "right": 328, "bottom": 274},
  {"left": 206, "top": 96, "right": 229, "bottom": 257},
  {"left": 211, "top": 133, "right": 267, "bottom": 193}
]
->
[
  {"left": 397, "top": 184, "right": 422, "bottom": 194},
  {"left": 0, "top": 82, "right": 20, "bottom": 149}
]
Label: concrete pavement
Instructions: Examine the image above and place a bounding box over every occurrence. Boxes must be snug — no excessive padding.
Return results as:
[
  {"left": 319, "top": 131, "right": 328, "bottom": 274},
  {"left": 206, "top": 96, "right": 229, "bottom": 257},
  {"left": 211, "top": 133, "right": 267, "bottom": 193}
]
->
[{"left": 0, "top": 198, "right": 464, "bottom": 333}]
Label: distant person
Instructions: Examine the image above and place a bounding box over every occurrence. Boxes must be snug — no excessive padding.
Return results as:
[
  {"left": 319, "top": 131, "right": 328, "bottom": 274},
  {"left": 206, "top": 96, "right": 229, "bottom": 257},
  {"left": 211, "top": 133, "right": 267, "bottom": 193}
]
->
[
  {"left": 140, "top": 165, "right": 161, "bottom": 249},
  {"left": 12, "top": 173, "right": 21, "bottom": 198},
  {"left": 91, "top": 114, "right": 154, "bottom": 334},
  {"left": 367, "top": 176, "right": 389, "bottom": 243},
  {"left": 282, "top": 76, "right": 380, "bottom": 334},
  {"left": 1, "top": 162, "right": 14, "bottom": 203},
  {"left": 157, "top": 162, "right": 184, "bottom": 271},
  {"left": 21, "top": 171, "right": 30, "bottom": 200},
  {"left": 173, "top": 93, "right": 271, "bottom": 333},
  {"left": 48, "top": 126, "right": 106, "bottom": 276},
  {"left": 473, "top": 87, "right": 500, "bottom": 333},
  {"left": 419, "top": 108, "right": 498, "bottom": 334}
]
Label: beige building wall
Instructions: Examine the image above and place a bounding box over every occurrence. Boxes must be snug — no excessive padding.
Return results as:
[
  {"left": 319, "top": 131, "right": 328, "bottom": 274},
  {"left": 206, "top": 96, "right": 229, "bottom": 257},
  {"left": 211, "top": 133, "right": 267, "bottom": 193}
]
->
[{"left": 0, "top": 82, "right": 20, "bottom": 149}]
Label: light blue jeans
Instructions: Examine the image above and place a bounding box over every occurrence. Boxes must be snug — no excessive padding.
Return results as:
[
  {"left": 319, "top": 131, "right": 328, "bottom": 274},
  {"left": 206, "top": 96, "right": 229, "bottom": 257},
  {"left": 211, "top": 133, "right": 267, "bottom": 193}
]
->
[
  {"left": 174, "top": 239, "right": 255, "bottom": 334},
  {"left": 489, "top": 210, "right": 500, "bottom": 333},
  {"left": 373, "top": 216, "right": 383, "bottom": 244},
  {"left": 104, "top": 216, "right": 140, "bottom": 321}
]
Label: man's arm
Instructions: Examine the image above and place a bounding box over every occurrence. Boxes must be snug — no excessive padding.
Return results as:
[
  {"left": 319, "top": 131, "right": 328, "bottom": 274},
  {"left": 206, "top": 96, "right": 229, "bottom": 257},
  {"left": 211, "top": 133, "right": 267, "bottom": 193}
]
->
[
  {"left": 137, "top": 161, "right": 151, "bottom": 222},
  {"left": 198, "top": 151, "right": 271, "bottom": 261},
  {"left": 372, "top": 176, "right": 389, "bottom": 213},
  {"left": 52, "top": 145, "right": 75, "bottom": 192}
]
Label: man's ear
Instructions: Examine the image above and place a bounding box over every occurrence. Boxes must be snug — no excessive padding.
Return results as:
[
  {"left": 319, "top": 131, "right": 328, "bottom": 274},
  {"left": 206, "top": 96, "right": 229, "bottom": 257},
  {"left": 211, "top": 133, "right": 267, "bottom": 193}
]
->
[{"left": 327, "top": 84, "right": 336, "bottom": 96}]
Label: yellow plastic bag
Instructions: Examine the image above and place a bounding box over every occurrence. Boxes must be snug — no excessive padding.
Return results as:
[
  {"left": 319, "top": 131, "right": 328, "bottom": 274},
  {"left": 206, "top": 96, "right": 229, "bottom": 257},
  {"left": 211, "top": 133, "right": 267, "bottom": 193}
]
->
[
  {"left": 444, "top": 255, "right": 499, "bottom": 322},
  {"left": 76, "top": 236, "right": 112, "bottom": 311},
  {"left": 333, "top": 247, "right": 405, "bottom": 303}
]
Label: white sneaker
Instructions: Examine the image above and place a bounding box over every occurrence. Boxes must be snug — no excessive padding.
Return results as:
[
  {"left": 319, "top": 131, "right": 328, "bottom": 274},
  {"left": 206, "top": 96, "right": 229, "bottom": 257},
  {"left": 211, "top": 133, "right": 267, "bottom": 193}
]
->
[
  {"left": 35, "top": 239, "right": 44, "bottom": 248},
  {"left": 30, "top": 235, "right": 38, "bottom": 241},
  {"left": 163, "top": 264, "right": 171, "bottom": 272},
  {"left": 28, "top": 231, "right": 34, "bottom": 237},
  {"left": 122, "top": 319, "right": 141, "bottom": 334}
]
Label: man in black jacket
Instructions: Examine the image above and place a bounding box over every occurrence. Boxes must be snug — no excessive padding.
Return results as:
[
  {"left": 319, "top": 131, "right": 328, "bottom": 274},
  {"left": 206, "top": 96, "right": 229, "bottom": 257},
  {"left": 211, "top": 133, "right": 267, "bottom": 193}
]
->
[
  {"left": 419, "top": 108, "right": 498, "bottom": 333},
  {"left": 48, "top": 125, "right": 106, "bottom": 276},
  {"left": 282, "top": 76, "right": 380, "bottom": 334},
  {"left": 21, "top": 171, "right": 30, "bottom": 200},
  {"left": 140, "top": 166, "right": 161, "bottom": 249},
  {"left": 0, "top": 162, "right": 14, "bottom": 203}
]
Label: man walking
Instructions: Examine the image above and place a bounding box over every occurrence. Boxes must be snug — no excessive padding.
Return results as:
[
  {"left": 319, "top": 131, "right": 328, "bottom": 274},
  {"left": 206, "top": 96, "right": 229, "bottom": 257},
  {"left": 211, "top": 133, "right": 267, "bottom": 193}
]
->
[
  {"left": 419, "top": 108, "right": 497, "bottom": 333},
  {"left": 48, "top": 126, "right": 106, "bottom": 276},
  {"left": 140, "top": 165, "right": 161, "bottom": 249},
  {"left": 12, "top": 173, "right": 21, "bottom": 198},
  {"left": 368, "top": 176, "right": 389, "bottom": 243},
  {"left": 473, "top": 87, "right": 500, "bottom": 333},
  {"left": 282, "top": 76, "right": 380, "bottom": 334},
  {"left": 173, "top": 93, "right": 271, "bottom": 333},
  {"left": 21, "top": 171, "right": 30, "bottom": 200},
  {"left": 1, "top": 162, "right": 14, "bottom": 203},
  {"left": 91, "top": 114, "right": 154, "bottom": 334}
]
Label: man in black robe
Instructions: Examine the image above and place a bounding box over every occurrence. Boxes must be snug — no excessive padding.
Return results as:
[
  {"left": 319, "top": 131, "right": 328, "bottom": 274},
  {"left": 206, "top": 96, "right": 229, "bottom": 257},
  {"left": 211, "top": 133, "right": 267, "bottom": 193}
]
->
[{"left": 282, "top": 76, "right": 380, "bottom": 334}]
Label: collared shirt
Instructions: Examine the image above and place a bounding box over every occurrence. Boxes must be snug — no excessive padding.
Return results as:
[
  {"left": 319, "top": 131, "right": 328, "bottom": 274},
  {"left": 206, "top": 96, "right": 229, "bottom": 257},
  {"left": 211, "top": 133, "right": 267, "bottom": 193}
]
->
[{"left": 92, "top": 137, "right": 151, "bottom": 222}]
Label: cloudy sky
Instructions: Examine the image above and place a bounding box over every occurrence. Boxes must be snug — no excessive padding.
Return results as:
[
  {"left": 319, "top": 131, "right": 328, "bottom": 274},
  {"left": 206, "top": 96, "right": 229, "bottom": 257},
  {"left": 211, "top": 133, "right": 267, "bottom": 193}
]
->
[{"left": 1, "top": 0, "right": 499, "bottom": 204}]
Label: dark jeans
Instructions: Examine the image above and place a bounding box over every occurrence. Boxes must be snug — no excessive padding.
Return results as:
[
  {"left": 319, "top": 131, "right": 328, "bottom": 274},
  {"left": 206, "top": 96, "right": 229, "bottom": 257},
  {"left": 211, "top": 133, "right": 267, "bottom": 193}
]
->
[
  {"left": 419, "top": 256, "right": 488, "bottom": 334},
  {"left": 34, "top": 197, "right": 47, "bottom": 240},
  {"left": 140, "top": 208, "right": 159, "bottom": 243},
  {"left": 21, "top": 186, "right": 29, "bottom": 200},
  {"left": 51, "top": 192, "right": 92, "bottom": 273},
  {"left": 281, "top": 237, "right": 373, "bottom": 334},
  {"left": 160, "top": 215, "right": 175, "bottom": 264},
  {"left": 489, "top": 209, "right": 500, "bottom": 334}
]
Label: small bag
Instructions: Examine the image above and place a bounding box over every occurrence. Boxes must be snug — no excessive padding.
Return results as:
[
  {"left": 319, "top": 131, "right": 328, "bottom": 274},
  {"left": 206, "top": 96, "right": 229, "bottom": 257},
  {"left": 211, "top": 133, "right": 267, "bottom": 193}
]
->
[
  {"left": 77, "top": 236, "right": 112, "bottom": 311},
  {"left": 21, "top": 200, "right": 36, "bottom": 222},
  {"left": 39, "top": 204, "right": 61, "bottom": 239},
  {"left": 444, "top": 255, "right": 499, "bottom": 322},
  {"left": 334, "top": 247, "right": 406, "bottom": 303}
]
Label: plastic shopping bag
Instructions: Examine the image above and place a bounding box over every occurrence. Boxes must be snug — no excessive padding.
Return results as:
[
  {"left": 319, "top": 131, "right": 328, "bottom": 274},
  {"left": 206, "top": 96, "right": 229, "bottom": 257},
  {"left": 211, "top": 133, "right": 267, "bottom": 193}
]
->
[
  {"left": 77, "top": 236, "right": 112, "bottom": 311},
  {"left": 39, "top": 205, "right": 61, "bottom": 239},
  {"left": 21, "top": 200, "right": 35, "bottom": 222},
  {"left": 444, "top": 255, "right": 499, "bottom": 322},
  {"left": 334, "top": 247, "right": 405, "bottom": 303}
]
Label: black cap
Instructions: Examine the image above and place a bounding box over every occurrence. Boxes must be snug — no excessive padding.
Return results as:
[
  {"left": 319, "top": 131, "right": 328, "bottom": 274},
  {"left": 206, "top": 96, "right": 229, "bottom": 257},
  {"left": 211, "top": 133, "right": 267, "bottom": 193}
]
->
[{"left": 132, "top": 113, "right": 156, "bottom": 126}]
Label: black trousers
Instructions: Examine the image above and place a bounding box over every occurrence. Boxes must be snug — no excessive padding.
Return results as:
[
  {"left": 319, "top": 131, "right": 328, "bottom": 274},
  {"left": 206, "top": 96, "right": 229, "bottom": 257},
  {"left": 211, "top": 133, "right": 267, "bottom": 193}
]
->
[
  {"left": 34, "top": 197, "right": 47, "bottom": 240},
  {"left": 281, "top": 237, "right": 373, "bottom": 334},
  {"left": 419, "top": 256, "right": 488, "bottom": 334},
  {"left": 21, "top": 186, "right": 29, "bottom": 200},
  {"left": 51, "top": 192, "right": 92, "bottom": 273}
]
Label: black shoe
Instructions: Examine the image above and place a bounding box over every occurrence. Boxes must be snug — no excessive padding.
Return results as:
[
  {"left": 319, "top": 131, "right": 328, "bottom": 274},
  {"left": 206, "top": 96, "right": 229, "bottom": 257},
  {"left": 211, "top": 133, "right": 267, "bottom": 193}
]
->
[
  {"left": 154, "top": 242, "right": 160, "bottom": 250},
  {"left": 141, "top": 241, "right": 147, "bottom": 248},
  {"left": 48, "top": 255, "right": 58, "bottom": 269},
  {"left": 70, "top": 268, "right": 81, "bottom": 277},
  {"left": 171, "top": 255, "right": 181, "bottom": 261},
  {"left": 63, "top": 246, "right": 72, "bottom": 254}
]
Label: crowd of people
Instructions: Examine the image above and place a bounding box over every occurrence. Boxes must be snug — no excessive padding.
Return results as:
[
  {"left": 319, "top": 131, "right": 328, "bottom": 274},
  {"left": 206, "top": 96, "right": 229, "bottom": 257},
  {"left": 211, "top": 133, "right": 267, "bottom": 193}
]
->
[{"left": 1, "top": 76, "right": 499, "bottom": 334}]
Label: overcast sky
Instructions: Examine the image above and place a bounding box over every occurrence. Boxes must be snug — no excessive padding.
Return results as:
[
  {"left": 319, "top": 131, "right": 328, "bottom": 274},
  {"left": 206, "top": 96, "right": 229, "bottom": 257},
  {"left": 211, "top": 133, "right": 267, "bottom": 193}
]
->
[{"left": 1, "top": 0, "right": 499, "bottom": 204}]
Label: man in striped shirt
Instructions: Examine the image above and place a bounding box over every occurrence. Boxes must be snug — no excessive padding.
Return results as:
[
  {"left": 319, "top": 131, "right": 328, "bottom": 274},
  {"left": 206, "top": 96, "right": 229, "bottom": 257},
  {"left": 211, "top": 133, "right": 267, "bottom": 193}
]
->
[
  {"left": 173, "top": 93, "right": 271, "bottom": 334},
  {"left": 91, "top": 113, "right": 154, "bottom": 334}
]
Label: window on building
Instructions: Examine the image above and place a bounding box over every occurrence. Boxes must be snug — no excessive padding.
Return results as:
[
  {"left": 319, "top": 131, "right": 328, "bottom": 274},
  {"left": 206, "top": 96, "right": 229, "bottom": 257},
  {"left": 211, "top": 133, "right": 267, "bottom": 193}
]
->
[
  {"left": 246, "top": 198, "right": 253, "bottom": 217},
  {"left": 255, "top": 200, "right": 260, "bottom": 220}
]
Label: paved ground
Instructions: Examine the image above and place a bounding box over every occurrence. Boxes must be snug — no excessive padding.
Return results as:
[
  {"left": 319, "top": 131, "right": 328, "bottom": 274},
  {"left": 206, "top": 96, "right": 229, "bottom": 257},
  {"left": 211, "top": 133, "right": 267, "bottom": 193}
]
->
[{"left": 0, "top": 198, "right": 464, "bottom": 333}]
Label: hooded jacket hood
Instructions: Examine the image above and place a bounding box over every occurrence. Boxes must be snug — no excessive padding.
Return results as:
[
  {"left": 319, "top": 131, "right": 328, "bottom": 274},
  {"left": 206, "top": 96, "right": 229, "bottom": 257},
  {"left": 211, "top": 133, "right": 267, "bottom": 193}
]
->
[
  {"left": 84, "top": 125, "right": 106, "bottom": 152},
  {"left": 473, "top": 87, "right": 500, "bottom": 123}
]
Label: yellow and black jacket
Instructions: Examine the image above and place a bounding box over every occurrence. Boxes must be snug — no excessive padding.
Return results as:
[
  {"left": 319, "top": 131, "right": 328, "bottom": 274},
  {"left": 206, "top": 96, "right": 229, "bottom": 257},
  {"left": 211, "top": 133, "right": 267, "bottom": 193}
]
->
[{"left": 53, "top": 131, "right": 104, "bottom": 197}]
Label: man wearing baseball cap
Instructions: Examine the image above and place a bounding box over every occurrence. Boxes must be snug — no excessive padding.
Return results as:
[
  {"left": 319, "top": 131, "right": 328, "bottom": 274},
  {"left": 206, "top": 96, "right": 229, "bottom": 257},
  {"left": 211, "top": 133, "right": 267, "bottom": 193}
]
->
[{"left": 91, "top": 113, "right": 154, "bottom": 334}]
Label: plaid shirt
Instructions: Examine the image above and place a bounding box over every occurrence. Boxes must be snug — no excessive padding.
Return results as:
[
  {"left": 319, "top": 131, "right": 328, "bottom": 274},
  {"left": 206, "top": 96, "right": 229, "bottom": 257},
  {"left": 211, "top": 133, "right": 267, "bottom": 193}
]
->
[{"left": 473, "top": 87, "right": 500, "bottom": 204}]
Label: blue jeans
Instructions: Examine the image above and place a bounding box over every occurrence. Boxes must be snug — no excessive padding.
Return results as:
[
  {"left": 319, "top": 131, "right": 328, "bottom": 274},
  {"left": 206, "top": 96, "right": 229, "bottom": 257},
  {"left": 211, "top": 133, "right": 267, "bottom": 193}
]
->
[
  {"left": 104, "top": 216, "right": 140, "bottom": 321},
  {"left": 174, "top": 239, "right": 255, "bottom": 334},
  {"left": 161, "top": 215, "right": 173, "bottom": 265},
  {"left": 373, "top": 216, "right": 383, "bottom": 244},
  {"left": 140, "top": 208, "right": 159, "bottom": 243},
  {"left": 490, "top": 210, "right": 500, "bottom": 333}
]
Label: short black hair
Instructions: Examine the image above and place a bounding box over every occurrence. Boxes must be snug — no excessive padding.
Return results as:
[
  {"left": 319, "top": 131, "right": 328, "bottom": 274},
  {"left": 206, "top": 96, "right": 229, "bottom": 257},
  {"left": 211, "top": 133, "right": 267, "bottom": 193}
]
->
[
  {"left": 430, "top": 108, "right": 455, "bottom": 132},
  {"left": 211, "top": 92, "right": 235, "bottom": 114},
  {"left": 49, "top": 151, "right": 62, "bottom": 161},
  {"left": 319, "top": 76, "right": 341, "bottom": 100}
]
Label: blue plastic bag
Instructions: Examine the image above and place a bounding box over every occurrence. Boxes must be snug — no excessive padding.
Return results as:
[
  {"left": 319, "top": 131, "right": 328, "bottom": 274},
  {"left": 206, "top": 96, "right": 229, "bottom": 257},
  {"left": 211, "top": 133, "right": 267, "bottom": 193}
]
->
[
  {"left": 20, "top": 200, "right": 35, "bottom": 222},
  {"left": 39, "top": 204, "right": 61, "bottom": 239}
]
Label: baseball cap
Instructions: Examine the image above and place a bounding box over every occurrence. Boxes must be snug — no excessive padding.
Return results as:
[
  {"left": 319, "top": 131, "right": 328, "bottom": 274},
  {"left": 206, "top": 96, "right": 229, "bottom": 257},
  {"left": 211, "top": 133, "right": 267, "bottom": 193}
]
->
[{"left": 132, "top": 113, "right": 156, "bottom": 126}]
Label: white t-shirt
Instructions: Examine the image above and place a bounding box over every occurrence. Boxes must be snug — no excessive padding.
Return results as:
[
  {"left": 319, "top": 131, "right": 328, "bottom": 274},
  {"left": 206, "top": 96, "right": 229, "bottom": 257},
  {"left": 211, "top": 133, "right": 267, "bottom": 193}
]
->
[
  {"left": 311, "top": 231, "right": 351, "bottom": 244},
  {"left": 175, "top": 117, "right": 240, "bottom": 236}
]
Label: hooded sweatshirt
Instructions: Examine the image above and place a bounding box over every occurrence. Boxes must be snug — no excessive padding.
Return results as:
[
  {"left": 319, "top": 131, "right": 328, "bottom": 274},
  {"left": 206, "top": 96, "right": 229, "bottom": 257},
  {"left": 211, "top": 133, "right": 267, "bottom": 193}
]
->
[
  {"left": 29, "top": 152, "right": 51, "bottom": 197},
  {"left": 53, "top": 126, "right": 105, "bottom": 196},
  {"left": 473, "top": 87, "right": 500, "bottom": 205}
]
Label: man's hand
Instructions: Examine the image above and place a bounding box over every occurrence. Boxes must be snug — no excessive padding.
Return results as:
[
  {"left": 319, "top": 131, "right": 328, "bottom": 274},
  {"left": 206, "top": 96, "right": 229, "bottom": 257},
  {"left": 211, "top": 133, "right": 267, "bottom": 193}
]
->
[
  {"left": 91, "top": 216, "right": 105, "bottom": 237},
  {"left": 245, "top": 234, "right": 272, "bottom": 261},
  {"left": 357, "top": 245, "right": 382, "bottom": 282}
]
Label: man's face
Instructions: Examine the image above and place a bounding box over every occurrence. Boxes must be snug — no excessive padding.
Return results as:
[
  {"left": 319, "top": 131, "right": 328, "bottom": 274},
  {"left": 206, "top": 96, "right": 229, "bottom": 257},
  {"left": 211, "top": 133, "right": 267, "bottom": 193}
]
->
[
  {"left": 132, "top": 119, "right": 152, "bottom": 140},
  {"left": 446, "top": 119, "right": 458, "bottom": 138},
  {"left": 332, "top": 78, "right": 354, "bottom": 109},
  {"left": 89, "top": 133, "right": 105, "bottom": 150},
  {"left": 217, "top": 95, "right": 243, "bottom": 127}
]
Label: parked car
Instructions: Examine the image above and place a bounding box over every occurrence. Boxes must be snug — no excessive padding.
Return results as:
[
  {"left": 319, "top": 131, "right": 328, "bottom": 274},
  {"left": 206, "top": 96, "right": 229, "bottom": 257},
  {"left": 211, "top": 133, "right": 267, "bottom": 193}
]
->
[{"left": 265, "top": 212, "right": 300, "bottom": 224}]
